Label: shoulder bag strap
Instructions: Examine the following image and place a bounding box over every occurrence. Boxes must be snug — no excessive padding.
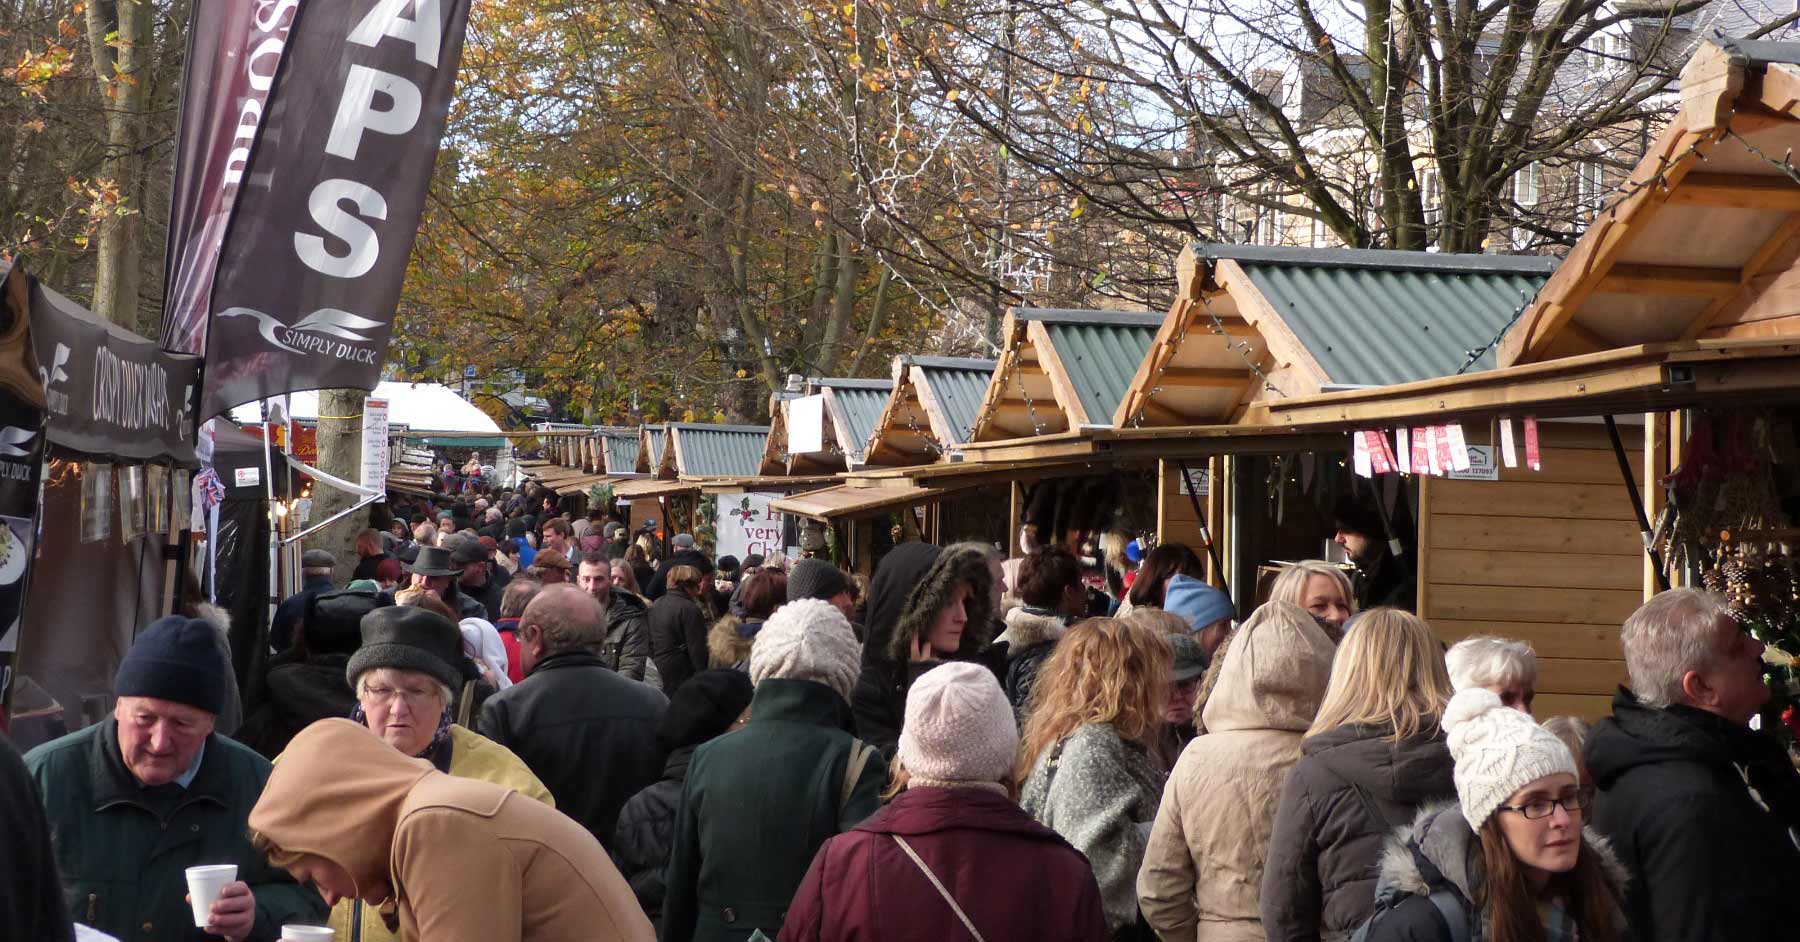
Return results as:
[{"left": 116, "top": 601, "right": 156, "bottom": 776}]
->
[
  {"left": 892, "top": 834, "right": 987, "bottom": 942},
  {"left": 839, "top": 740, "right": 875, "bottom": 812},
  {"left": 1350, "top": 783, "right": 1394, "bottom": 833},
  {"left": 457, "top": 680, "right": 476, "bottom": 728}
]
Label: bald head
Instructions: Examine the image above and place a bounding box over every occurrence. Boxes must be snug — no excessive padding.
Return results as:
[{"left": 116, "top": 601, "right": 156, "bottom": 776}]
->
[{"left": 517, "top": 584, "right": 606, "bottom": 674}]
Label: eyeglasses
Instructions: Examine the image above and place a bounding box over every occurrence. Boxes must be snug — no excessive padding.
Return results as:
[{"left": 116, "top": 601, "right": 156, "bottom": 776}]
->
[
  {"left": 1497, "top": 787, "right": 1594, "bottom": 820},
  {"left": 360, "top": 685, "right": 439, "bottom": 707}
]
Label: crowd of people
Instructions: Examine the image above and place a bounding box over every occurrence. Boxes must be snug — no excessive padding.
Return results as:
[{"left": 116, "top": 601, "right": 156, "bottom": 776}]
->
[{"left": 3, "top": 480, "right": 1799, "bottom": 942}]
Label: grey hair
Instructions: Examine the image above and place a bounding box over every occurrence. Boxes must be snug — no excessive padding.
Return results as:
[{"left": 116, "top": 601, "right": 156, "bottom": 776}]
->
[
  {"left": 1622, "top": 588, "right": 1731, "bottom": 708},
  {"left": 354, "top": 668, "right": 454, "bottom": 711},
  {"left": 1268, "top": 561, "right": 1354, "bottom": 613},
  {"left": 1445, "top": 635, "right": 1538, "bottom": 691}
]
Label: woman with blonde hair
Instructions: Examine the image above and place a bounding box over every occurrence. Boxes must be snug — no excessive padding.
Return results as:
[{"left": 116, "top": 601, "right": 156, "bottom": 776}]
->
[
  {"left": 1138, "top": 600, "right": 1336, "bottom": 942},
  {"left": 1189, "top": 560, "right": 1352, "bottom": 736},
  {"left": 1019, "top": 617, "right": 1171, "bottom": 938},
  {"left": 1260, "top": 607, "right": 1458, "bottom": 942}
]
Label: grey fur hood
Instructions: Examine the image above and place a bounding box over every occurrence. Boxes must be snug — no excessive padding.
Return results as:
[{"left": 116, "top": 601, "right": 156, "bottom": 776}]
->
[
  {"left": 886, "top": 542, "right": 999, "bottom": 664},
  {"left": 1377, "top": 802, "right": 1628, "bottom": 926},
  {"left": 997, "top": 606, "right": 1066, "bottom": 655}
]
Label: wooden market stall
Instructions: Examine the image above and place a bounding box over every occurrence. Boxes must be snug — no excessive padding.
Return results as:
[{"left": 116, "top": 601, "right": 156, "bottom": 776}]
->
[{"left": 863, "top": 355, "right": 996, "bottom": 466}]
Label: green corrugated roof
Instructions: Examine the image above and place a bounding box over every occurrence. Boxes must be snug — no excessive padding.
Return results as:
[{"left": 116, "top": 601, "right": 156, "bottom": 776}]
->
[
  {"left": 904, "top": 356, "right": 996, "bottom": 445},
  {"left": 601, "top": 432, "right": 639, "bottom": 473},
  {"left": 644, "top": 425, "right": 666, "bottom": 467},
  {"left": 1199, "top": 244, "right": 1554, "bottom": 385},
  {"left": 815, "top": 378, "right": 893, "bottom": 461},
  {"left": 1017, "top": 309, "right": 1162, "bottom": 427},
  {"left": 671, "top": 423, "right": 769, "bottom": 477}
]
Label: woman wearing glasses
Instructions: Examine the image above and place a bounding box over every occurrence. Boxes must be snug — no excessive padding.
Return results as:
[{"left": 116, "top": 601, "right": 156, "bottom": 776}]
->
[
  {"left": 321, "top": 604, "right": 552, "bottom": 942},
  {"left": 1359, "top": 687, "right": 1625, "bottom": 942}
]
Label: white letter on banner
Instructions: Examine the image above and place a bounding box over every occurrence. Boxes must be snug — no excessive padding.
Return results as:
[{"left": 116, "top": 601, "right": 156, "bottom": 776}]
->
[
  {"left": 349, "top": 0, "right": 443, "bottom": 67},
  {"left": 246, "top": 36, "right": 287, "bottom": 92},
  {"left": 295, "top": 179, "right": 388, "bottom": 278},
  {"left": 325, "top": 65, "right": 423, "bottom": 161},
  {"left": 253, "top": 0, "right": 301, "bottom": 32}
]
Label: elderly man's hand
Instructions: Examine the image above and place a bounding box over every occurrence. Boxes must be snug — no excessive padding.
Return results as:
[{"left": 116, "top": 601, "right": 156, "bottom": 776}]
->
[{"left": 205, "top": 881, "right": 257, "bottom": 941}]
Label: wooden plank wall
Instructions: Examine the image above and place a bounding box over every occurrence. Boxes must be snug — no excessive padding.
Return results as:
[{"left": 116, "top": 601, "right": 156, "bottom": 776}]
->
[
  {"left": 1157, "top": 456, "right": 1228, "bottom": 588},
  {"left": 1420, "top": 422, "right": 1645, "bottom": 720}
]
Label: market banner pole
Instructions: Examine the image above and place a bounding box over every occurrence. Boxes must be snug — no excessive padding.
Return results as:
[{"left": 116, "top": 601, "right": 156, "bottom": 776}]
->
[{"left": 1605, "top": 414, "right": 1670, "bottom": 592}]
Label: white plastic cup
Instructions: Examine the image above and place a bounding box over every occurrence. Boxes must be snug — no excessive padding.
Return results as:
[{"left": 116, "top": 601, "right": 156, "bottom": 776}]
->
[
  {"left": 185, "top": 864, "right": 237, "bottom": 928},
  {"left": 281, "top": 927, "right": 335, "bottom": 941}
]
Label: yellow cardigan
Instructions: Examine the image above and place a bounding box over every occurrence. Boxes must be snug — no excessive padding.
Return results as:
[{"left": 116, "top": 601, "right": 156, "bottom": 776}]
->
[{"left": 325, "top": 724, "right": 554, "bottom": 942}]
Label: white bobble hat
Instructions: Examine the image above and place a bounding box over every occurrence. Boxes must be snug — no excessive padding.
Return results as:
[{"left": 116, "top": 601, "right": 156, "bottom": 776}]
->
[
  {"left": 897, "top": 662, "right": 1018, "bottom": 787},
  {"left": 1444, "top": 687, "right": 1579, "bottom": 830},
  {"left": 748, "top": 598, "right": 862, "bottom": 701}
]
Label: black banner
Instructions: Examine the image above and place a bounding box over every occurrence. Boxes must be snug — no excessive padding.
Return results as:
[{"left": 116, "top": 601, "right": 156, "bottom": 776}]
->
[
  {"left": 0, "top": 263, "right": 48, "bottom": 720},
  {"left": 193, "top": 0, "right": 471, "bottom": 419},
  {"left": 32, "top": 281, "right": 201, "bottom": 463}
]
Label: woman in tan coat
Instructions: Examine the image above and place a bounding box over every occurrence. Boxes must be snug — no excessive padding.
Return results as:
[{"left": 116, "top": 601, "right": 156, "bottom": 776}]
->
[
  {"left": 1137, "top": 601, "right": 1336, "bottom": 942},
  {"left": 250, "top": 719, "right": 653, "bottom": 942}
]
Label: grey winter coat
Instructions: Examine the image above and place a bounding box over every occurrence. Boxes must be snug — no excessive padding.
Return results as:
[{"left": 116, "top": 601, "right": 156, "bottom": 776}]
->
[
  {"left": 602, "top": 591, "right": 652, "bottom": 681},
  {"left": 1360, "top": 803, "right": 1627, "bottom": 942},
  {"left": 1021, "top": 722, "right": 1167, "bottom": 935},
  {"left": 1261, "top": 723, "right": 1456, "bottom": 942}
]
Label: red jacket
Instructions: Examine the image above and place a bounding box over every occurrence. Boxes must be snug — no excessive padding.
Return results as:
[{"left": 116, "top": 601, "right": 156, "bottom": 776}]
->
[
  {"left": 781, "top": 785, "right": 1107, "bottom": 942},
  {"left": 496, "top": 618, "right": 524, "bottom": 684}
]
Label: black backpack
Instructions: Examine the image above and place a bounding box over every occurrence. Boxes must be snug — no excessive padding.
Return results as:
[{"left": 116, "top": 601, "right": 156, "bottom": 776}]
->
[{"left": 1347, "top": 786, "right": 1472, "bottom": 942}]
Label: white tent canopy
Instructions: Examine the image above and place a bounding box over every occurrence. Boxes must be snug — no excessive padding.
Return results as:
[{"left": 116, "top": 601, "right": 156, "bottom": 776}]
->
[{"left": 229, "top": 382, "right": 502, "bottom": 435}]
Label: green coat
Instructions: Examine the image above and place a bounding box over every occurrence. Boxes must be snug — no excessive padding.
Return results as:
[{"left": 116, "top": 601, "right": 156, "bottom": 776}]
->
[
  {"left": 660, "top": 678, "right": 884, "bottom": 942},
  {"left": 24, "top": 721, "right": 326, "bottom": 942}
]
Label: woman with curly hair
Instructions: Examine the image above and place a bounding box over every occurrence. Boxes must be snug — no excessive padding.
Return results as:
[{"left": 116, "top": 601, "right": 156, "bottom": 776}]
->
[
  {"left": 850, "top": 541, "right": 1005, "bottom": 758},
  {"left": 1018, "top": 617, "right": 1172, "bottom": 940}
]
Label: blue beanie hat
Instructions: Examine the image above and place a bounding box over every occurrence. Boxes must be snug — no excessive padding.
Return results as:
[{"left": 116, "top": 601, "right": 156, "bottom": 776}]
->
[
  {"left": 114, "top": 616, "right": 228, "bottom": 715},
  {"left": 1164, "top": 574, "right": 1235, "bottom": 631}
]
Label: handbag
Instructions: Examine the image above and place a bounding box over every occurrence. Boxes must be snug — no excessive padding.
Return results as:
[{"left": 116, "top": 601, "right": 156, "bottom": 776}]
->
[
  {"left": 840, "top": 740, "right": 875, "bottom": 813},
  {"left": 892, "top": 834, "right": 986, "bottom": 942}
]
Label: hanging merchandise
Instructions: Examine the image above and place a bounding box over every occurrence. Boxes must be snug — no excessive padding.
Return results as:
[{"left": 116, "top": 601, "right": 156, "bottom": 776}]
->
[
  {"left": 1395, "top": 428, "right": 1411, "bottom": 475},
  {"left": 1411, "top": 428, "right": 1431, "bottom": 477},
  {"left": 81, "top": 463, "right": 114, "bottom": 544},
  {"left": 1523, "top": 416, "right": 1542, "bottom": 470},
  {"left": 1445, "top": 424, "right": 1472, "bottom": 472},
  {"left": 118, "top": 465, "right": 146, "bottom": 543},
  {"left": 1499, "top": 416, "right": 1519, "bottom": 468}
]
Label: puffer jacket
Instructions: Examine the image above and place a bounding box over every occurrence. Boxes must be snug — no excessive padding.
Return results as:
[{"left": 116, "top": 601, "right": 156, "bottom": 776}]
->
[
  {"left": 997, "top": 605, "right": 1068, "bottom": 715},
  {"left": 1138, "top": 601, "right": 1337, "bottom": 942},
  {"left": 1360, "top": 803, "right": 1628, "bottom": 942},
  {"left": 611, "top": 746, "right": 694, "bottom": 931},
  {"left": 1021, "top": 722, "right": 1166, "bottom": 935},
  {"left": 1260, "top": 723, "right": 1456, "bottom": 942}
]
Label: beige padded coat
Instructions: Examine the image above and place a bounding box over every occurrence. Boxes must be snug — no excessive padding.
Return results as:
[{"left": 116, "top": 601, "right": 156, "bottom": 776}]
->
[{"left": 1136, "top": 602, "right": 1336, "bottom": 942}]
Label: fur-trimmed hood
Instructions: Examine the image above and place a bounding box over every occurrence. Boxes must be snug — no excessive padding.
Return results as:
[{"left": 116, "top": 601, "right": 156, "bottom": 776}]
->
[
  {"left": 886, "top": 542, "right": 999, "bottom": 664},
  {"left": 708, "top": 614, "right": 758, "bottom": 669},
  {"left": 1377, "top": 802, "right": 1629, "bottom": 929},
  {"left": 996, "top": 606, "right": 1066, "bottom": 656}
]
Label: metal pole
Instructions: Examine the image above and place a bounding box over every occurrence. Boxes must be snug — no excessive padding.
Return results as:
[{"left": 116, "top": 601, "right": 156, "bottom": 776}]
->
[
  {"left": 1605, "top": 414, "right": 1670, "bottom": 592},
  {"left": 1176, "top": 459, "right": 1229, "bottom": 595},
  {"left": 261, "top": 398, "right": 279, "bottom": 626}
]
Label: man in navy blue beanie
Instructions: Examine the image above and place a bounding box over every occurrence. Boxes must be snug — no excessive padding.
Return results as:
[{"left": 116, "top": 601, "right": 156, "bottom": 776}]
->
[{"left": 24, "top": 616, "right": 325, "bottom": 941}]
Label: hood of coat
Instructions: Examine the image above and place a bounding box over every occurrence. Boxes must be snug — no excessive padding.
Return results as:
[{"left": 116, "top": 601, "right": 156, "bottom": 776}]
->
[
  {"left": 1585, "top": 686, "right": 1737, "bottom": 789},
  {"left": 1304, "top": 722, "right": 1455, "bottom": 806},
  {"left": 708, "top": 615, "right": 755, "bottom": 669},
  {"left": 607, "top": 590, "right": 648, "bottom": 627},
  {"left": 997, "top": 606, "right": 1067, "bottom": 655},
  {"left": 863, "top": 543, "right": 944, "bottom": 669},
  {"left": 250, "top": 718, "right": 432, "bottom": 895},
  {"left": 1200, "top": 600, "right": 1334, "bottom": 735},
  {"left": 887, "top": 543, "right": 999, "bottom": 665},
  {"left": 856, "top": 785, "right": 1065, "bottom": 843},
  {"left": 1379, "top": 802, "right": 1629, "bottom": 910}
]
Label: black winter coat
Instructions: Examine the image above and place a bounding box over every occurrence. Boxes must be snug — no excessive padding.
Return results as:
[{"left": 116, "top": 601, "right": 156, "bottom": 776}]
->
[
  {"left": 611, "top": 745, "right": 695, "bottom": 931},
  {"left": 234, "top": 651, "right": 358, "bottom": 760},
  {"left": 649, "top": 591, "right": 710, "bottom": 695},
  {"left": 1586, "top": 687, "right": 1800, "bottom": 942},
  {"left": 0, "top": 733, "right": 72, "bottom": 942},
  {"left": 1261, "top": 723, "right": 1456, "bottom": 942},
  {"left": 476, "top": 649, "right": 668, "bottom": 846},
  {"left": 645, "top": 549, "right": 713, "bottom": 600}
]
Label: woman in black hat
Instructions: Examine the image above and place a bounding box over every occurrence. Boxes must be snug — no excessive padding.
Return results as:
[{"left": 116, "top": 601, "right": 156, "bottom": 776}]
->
[{"left": 321, "top": 604, "right": 554, "bottom": 942}]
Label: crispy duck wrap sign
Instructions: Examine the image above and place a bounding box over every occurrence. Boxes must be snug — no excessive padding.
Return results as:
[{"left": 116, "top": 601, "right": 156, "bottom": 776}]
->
[{"left": 167, "top": 0, "right": 471, "bottom": 419}]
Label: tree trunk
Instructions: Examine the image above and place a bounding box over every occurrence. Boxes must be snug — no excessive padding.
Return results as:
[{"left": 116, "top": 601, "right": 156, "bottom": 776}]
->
[
  {"left": 311, "top": 388, "right": 372, "bottom": 585},
  {"left": 818, "top": 232, "right": 859, "bottom": 375},
  {"left": 84, "top": 0, "right": 149, "bottom": 327},
  {"left": 847, "top": 266, "right": 892, "bottom": 375}
]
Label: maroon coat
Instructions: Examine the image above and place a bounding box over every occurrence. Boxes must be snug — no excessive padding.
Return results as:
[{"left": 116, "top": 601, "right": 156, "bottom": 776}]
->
[{"left": 780, "top": 785, "right": 1108, "bottom": 942}]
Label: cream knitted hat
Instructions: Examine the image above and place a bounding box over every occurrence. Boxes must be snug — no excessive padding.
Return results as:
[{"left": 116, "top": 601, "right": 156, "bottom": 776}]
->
[
  {"left": 897, "top": 662, "right": 1018, "bottom": 786},
  {"left": 749, "top": 598, "right": 862, "bottom": 701},
  {"left": 1444, "top": 687, "right": 1579, "bottom": 830}
]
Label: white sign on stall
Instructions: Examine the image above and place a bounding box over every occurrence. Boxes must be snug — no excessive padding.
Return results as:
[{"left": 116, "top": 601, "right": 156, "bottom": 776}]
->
[
  {"left": 1445, "top": 444, "right": 1501, "bottom": 481},
  {"left": 715, "top": 492, "right": 787, "bottom": 561},
  {"left": 361, "top": 398, "right": 390, "bottom": 494},
  {"left": 787, "top": 395, "right": 825, "bottom": 455}
]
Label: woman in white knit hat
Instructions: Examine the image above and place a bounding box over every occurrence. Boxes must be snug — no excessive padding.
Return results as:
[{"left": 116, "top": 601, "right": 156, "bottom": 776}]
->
[
  {"left": 781, "top": 662, "right": 1108, "bottom": 941},
  {"left": 1358, "top": 687, "right": 1627, "bottom": 942},
  {"left": 660, "top": 598, "right": 887, "bottom": 942}
]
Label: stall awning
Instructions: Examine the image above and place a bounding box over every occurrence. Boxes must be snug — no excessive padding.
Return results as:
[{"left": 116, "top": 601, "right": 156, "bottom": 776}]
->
[
  {"left": 613, "top": 478, "right": 700, "bottom": 499},
  {"left": 691, "top": 474, "right": 841, "bottom": 495},
  {"left": 543, "top": 473, "right": 619, "bottom": 494},
  {"left": 771, "top": 483, "right": 946, "bottom": 521},
  {"left": 418, "top": 435, "right": 505, "bottom": 448}
]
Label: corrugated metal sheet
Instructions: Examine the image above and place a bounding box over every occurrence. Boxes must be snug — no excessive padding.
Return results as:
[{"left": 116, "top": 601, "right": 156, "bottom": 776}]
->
[
  {"left": 601, "top": 433, "right": 639, "bottom": 473},
  {"left": 1240, "top": 263, "right": 1549, "bottom": 384},
  {"left": 912, "top": 358, "right": 996, "bottom": 445},
  {"left": 644, "top": 425, "right": 666, "bottom": 467},
  {"left": 1034, "top": 312, "right": 1161, "bottom": 427},
  {"left": 672, "top": 423, "right": 770, "bottom": 477},
  {"left": 821, "top": 381, "right": 892, "bottom": 459}
]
